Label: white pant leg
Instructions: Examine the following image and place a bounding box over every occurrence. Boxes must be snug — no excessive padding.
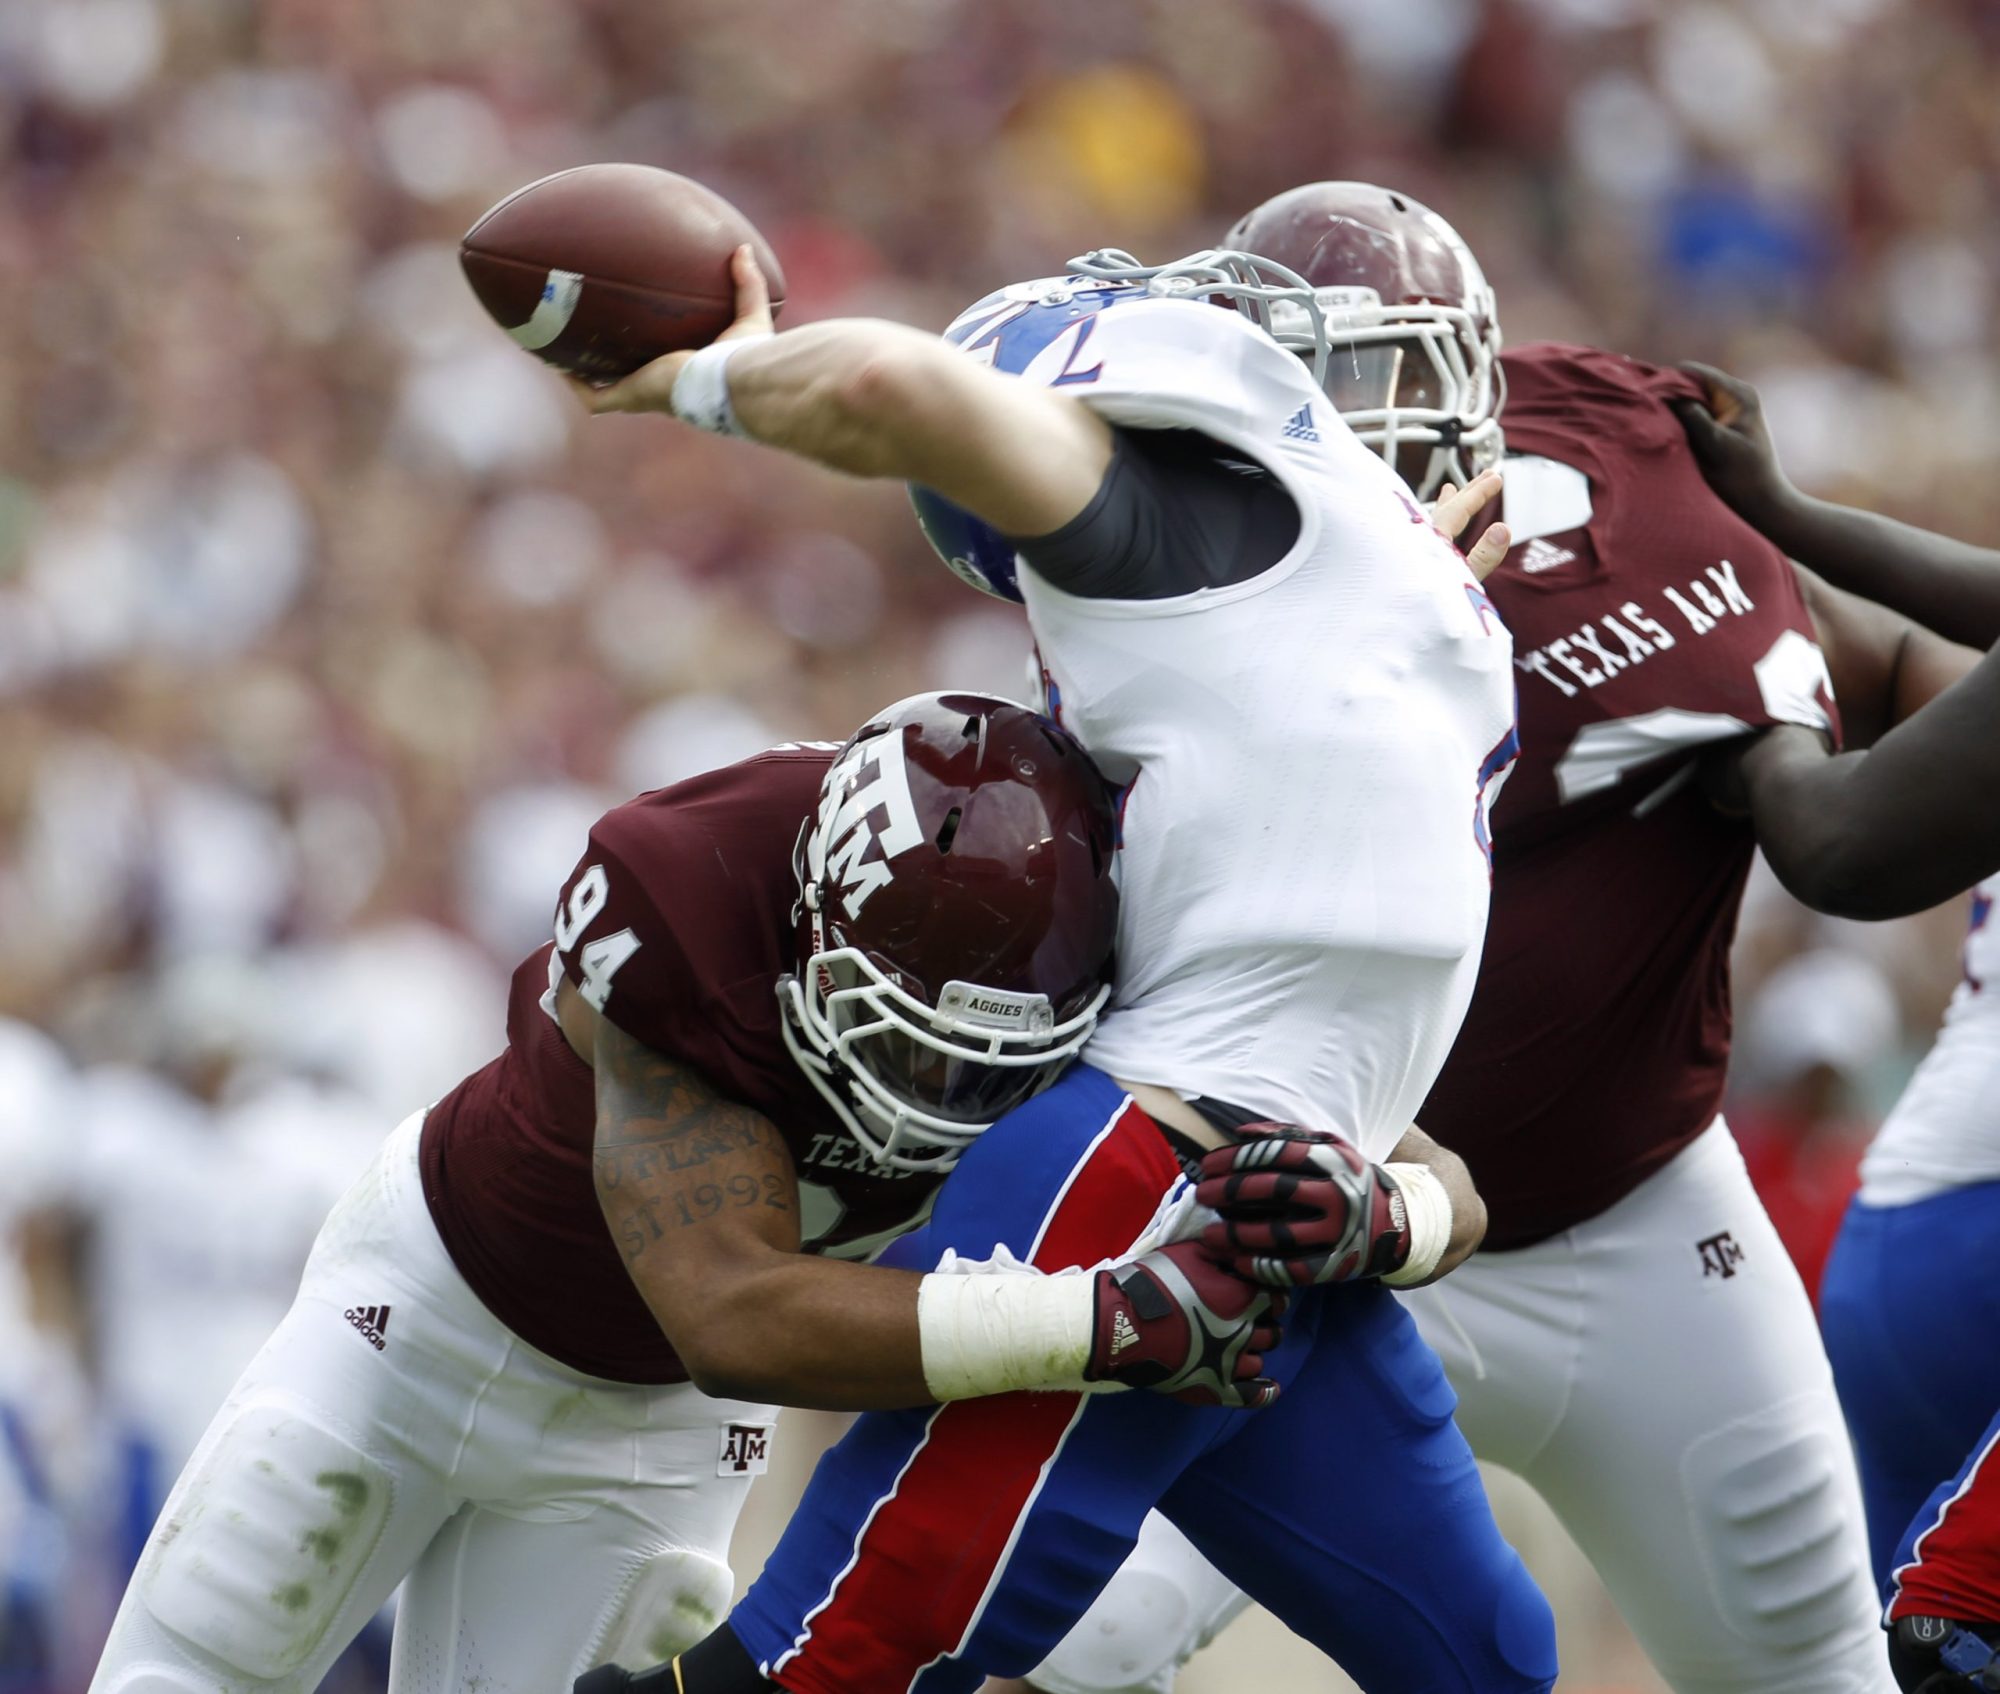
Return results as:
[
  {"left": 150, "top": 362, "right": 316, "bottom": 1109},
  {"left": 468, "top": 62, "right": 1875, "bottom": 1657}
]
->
[
  {"left": 390, "top": 1370, "right": 770, "bottom": 1693},
  {"left": 1029, "top": 1511, "right": 1250, "bottom": 1694},
  {"left": 1405, "top": 1119, "right": 1894, "bottom": 1694},
  {"left": 91, "top": 1113, "right": 772, "bottom": 1694}
]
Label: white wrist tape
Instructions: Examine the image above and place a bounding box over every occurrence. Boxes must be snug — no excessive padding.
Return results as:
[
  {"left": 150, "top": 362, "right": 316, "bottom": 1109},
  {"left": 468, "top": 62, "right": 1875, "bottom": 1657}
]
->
[
  {"left": 1379, "top": 1163, "right": 1454, "bottom": 1287},
  {"left": 669, "top": 337, "right": 764, "bottom": 437},
  {"left": 917, "top": 1260, "right": 1097, "bottom": 1400}
]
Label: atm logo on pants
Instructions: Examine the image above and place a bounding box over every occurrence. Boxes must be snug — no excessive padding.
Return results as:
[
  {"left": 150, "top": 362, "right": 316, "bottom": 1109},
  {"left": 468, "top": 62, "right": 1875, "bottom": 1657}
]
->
[
  {"left": 1696, "top": 1233, "right": 1744, "bottom": 1280},
  {"left": 719, "top": 1423, "right": 772, "bottom": 1477}
]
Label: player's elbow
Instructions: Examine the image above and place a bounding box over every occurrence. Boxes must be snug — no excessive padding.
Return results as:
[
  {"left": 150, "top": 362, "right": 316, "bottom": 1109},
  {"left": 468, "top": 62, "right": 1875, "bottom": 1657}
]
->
[
  {"left": 662, "top": 1301, "right": 771, "bottom": 1402},
  {"left": 596, "top": 1224, "right": 782, "bottom": 1401},
  {"left": 667, "top": 1278, "right": 805, "bottom": 1403},
  {"left": 1744, "top": 745, "right": 1903, "bottom": 919},
  {"left": 676, "top": 1337, "right": 766, "bottom": 1404},
  {"left": 1764, "top": 833, "right": 1890, "bottom": 920},
  {"left": 823, "top": 344, "right": 955, "bottom": 480}
]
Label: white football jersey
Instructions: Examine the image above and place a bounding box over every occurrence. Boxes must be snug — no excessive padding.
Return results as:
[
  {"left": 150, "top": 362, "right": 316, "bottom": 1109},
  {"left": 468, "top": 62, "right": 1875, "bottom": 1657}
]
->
[
  {"left": 1015, "top": 298, "right": 1517, "bottom": 1160},
  {"left": 1859, "top": 875, "right": 2000, "bottom": 1205}
]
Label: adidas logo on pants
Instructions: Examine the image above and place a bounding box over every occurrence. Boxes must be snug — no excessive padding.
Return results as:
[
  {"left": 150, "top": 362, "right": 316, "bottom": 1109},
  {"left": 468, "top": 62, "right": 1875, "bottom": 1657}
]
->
[{"left": 344, "top": 1304, "right": 391, "bottom": 1351}]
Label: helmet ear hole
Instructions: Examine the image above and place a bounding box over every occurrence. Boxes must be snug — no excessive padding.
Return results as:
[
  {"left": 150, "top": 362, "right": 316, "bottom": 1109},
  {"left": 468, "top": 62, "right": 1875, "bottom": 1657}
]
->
[{"left": 935, "top": 806, "right": 963, "bottom": 853}]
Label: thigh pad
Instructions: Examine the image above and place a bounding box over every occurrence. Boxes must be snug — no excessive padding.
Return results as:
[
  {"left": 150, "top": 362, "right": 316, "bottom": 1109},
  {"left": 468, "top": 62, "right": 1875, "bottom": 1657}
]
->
[
  {"left": 1683, "top": 1396, "right": 1875, "bottom": 1657},
  {"left": 140, "top": 1405, "right": 392, "bottom": 1681},
  {"left": 594, "top": 1547, "right": 736, "bottom": 1671}
]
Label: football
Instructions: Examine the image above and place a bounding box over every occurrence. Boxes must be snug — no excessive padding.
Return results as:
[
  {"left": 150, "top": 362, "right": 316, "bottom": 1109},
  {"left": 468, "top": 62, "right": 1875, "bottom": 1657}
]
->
[{"left": 460, "top": 163, "right": 786, "bottom": 382}]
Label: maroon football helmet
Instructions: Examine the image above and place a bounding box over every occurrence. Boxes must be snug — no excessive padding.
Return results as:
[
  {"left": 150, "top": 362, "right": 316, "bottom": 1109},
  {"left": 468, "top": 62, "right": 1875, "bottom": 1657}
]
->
[
  {"left": 778, "top": 692, "right": 1121, "bottom": 1172},
  {"left": 1223, "top": 182, "right": 1503, "bottom": 497}
]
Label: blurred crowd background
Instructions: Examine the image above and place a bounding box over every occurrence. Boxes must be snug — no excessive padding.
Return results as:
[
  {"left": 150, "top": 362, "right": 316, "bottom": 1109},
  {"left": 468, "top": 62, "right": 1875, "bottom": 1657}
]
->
[{"left": 1, "top": 0, "right": 1995, "bottom": 1687}]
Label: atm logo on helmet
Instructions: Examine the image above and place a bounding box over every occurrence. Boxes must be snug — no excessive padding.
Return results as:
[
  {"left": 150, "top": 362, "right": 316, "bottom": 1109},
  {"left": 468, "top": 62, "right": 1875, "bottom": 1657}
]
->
[{"left": 813, "top": 731, "right": 923, "bottom": 919}]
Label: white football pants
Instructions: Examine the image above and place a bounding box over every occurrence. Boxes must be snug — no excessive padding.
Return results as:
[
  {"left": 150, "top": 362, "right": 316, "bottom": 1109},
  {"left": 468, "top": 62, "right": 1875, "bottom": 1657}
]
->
[
  {"left": 1031, "top": 1119, "right": 1895, "bottom": 1694},
  {"left": 89, "top": 1113, "right": 776, "bottom": 1694}
]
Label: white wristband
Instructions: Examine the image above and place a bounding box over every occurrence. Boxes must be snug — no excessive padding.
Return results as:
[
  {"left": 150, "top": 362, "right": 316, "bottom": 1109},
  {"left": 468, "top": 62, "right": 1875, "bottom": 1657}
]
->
[
  {"left": 916, "top": 1264, "right": 1098, "bottom": 1400},
  {"left": 669, "top": 337, "right": 764, "bottom": 437},
  {"left": 1379, "top": 1163, "right": 1454, "bottom": 1287}
]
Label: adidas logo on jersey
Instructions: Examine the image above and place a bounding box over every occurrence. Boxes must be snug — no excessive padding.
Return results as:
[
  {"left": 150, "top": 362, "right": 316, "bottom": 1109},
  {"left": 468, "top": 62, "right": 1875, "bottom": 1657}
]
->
[
  {"left": 1109, "top": 1310, "right": 1142, "bottom": 1356},
  {"left": 1517, "top": 538, "right": 1578, "bottom": 574},
  {"left": 1280, "top": 404, "right": 1320, "bottom": 443},
  {"left": 344, "top": 1304, "right": 391, "bottom": 1351}
]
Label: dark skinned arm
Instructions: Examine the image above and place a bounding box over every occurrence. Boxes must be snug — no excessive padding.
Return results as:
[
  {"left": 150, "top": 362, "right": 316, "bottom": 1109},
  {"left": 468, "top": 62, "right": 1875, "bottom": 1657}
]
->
[
  {"left": 1703, "top": 564, "right": 1986, "bottom": 919},
  {"left": 581, "top": 985, "right": 933, "bottom": 1411},
  {"left": 1676, "top": 361, "right": 2000, "bottom": 649},
  {"left": 1795, "top": 565, "right": 1983, "bottom": 752},
  {"left": 1385, "top": 1124, "right": 1485, "bottom": 1285},
  {"left": 1711, "top": 642, "right": 2000, "bottom": 919}
]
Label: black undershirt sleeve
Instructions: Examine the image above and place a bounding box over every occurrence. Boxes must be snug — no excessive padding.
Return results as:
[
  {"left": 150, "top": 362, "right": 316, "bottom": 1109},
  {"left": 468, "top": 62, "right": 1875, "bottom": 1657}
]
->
[{"left": 1012, "top": 426, "right": 1300, "bottom": 600}]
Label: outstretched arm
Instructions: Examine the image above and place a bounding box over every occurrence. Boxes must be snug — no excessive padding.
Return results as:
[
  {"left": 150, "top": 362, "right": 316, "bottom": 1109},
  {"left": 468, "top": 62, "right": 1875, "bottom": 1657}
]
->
[
  {"left": 576, "top": 247, "right": 1113, "bottom": 540},
  {"left": 1697, "top": 564, "right": 1986, "bottom": 920},
  {"left": 575, "top": 249, "right": 1519, "bottom": 585},
  {"left": 1795, "top": 565, "right": 1982, "bottom": 751},
  {"left": 1676, "top": 361, "right": 2000, "bottom": 649},
  {"left": 1719, "top": 644, "right": 2000, "bottom": 920}
]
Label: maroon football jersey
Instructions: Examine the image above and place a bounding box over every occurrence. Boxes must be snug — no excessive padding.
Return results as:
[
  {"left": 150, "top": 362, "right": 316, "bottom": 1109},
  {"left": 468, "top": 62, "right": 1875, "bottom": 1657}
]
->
[
  {"left": 1420, "top": 343, "right": 1841, "bottom": 1248},
  {"left": 421, "top": 747, "right": 941, "bottom": 1384}
]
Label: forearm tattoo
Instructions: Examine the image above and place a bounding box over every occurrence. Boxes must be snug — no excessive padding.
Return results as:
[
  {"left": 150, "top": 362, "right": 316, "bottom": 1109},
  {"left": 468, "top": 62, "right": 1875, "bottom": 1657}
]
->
[{"left": 592, "top": 1021, "right": 796, "bottom": 1264}]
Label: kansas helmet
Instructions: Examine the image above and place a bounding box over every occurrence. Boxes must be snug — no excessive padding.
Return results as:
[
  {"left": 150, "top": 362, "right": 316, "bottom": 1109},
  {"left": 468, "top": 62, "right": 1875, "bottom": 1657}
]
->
[{"left": 911, "top": 249, "right": 1332, "bottom": 601}]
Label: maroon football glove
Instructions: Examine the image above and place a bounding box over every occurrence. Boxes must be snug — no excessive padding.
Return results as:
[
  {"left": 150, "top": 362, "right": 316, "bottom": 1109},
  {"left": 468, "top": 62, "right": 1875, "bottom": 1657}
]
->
[
  {"left": 1196, "top": 1123, "right": 1411, "bottom": 1287},
  {"left": 1083, "top": 1241, "right": 1286, "bottom": 1409}
]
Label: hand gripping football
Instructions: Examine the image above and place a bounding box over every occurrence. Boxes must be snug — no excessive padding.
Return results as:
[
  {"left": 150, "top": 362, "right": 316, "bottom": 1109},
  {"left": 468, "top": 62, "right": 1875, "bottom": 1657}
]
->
[{"left": 461, "top": 163, "right": 786, "bottom": 382}]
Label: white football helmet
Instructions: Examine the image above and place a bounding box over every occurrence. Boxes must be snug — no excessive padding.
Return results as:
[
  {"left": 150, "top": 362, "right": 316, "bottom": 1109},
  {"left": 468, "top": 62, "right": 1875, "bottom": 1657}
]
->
[{"left": 1222, "top": 181, "right": 1504, "bottom": 498}]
